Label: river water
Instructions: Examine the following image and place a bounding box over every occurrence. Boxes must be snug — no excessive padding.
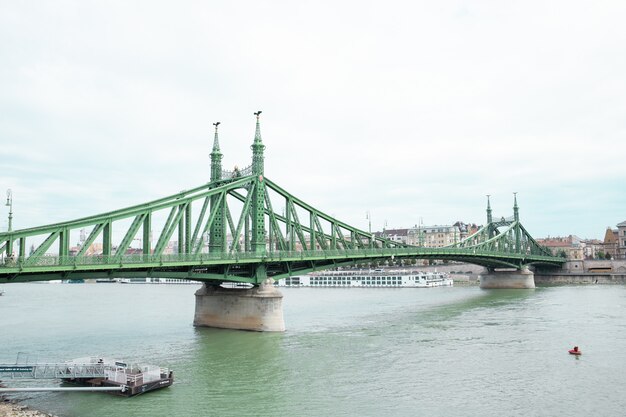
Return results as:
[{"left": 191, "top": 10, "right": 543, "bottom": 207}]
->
[{"left": 1, "top": 282, "right": 625, "bottom": 417}]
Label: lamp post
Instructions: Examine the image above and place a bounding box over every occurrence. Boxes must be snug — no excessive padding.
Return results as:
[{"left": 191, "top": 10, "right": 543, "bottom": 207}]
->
[
  {"left": 5, "top": 189, "right": 13, "bottom": 232},
  {"left": 366, "top": 211, "right": 373, "bottom": 249}
]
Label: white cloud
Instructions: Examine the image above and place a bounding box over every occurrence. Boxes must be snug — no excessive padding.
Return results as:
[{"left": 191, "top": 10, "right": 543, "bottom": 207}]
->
[{"left": 1, "top": 0, "right": 625, "bottom": 240}]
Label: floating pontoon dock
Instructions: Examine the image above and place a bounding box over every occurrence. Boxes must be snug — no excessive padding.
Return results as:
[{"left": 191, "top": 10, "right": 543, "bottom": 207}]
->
[{"left": 0, "top": 357, "right": 173, "bottom": 396}]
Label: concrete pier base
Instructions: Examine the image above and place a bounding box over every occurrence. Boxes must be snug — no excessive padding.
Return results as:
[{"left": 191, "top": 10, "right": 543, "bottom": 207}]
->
[
  {"left": 193, "top": 279, "right": 285, "bottom": 332},
  {"left": 479, "top": 268, "right": 535, "bottom": 289}
]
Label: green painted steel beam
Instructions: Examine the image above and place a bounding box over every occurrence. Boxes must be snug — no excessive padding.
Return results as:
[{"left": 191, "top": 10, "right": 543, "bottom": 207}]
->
[
  {"left": 0, "top": 176, "right": 255, "bottom": 242},
  {"left": 103, "top": 222, "right": 111, "bottom": 257},
  {"left": 76, "top": 224, "right": 105, "bottom": 258},
  {"left": 143, "top": 213, "right": 151, "bottom": 255},
  {"left": 1, "top": 245, "right": 564, "bottom": 283},
  {"left": 26, "top": 230, "right": 60, "bottom": 264},
  {"left": 264, "top": 178, "right": 399, "bottom": 248},
  {"left": 195, "top": 192, "right": 225, "bottom": 254},
  {"left": 192, "top": 196, "right": 210, "bottom": 250},
  {"left": 0, "top": 124, "right": 562, "bottom": 286},
  {"left": 153, "top": 206, "right": 179, "bottom": 256},
  {"left": 229, "top": 182, "right": 255, "bottom": 253},
  {"left": 114, "top": 214, "right": 145, "bottom": 261}
]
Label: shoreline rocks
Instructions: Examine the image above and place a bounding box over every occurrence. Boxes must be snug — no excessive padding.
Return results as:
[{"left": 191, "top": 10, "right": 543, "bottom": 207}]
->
[{"left": 1, "top": 397, "right": 58, "bottom": 417}]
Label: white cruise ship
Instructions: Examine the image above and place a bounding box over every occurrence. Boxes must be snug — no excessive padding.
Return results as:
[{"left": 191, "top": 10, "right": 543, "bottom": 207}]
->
[{"left": 277, "top": 269, "right": 453, "bottom": 288}]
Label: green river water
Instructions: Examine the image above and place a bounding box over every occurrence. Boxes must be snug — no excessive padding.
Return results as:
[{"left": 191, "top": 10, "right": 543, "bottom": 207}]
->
[{"left": 1, "top": 283, "right": 625, "bottom": 416}]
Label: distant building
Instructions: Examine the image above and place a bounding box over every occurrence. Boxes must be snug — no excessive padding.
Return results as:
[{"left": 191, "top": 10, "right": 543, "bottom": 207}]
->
[
  {"left": 536, "top": 235, "right": 584, "bottom": 260},
  {"left": 603, "top": 227, "right": 619, "bottom": 259},
  {"left": 376, "top": 228, "right": 409, "bottom": 244},
  {"left": 581, "top": 239, "right": 603, "bottom": 260},
  {"left": 68, "top": 242, "right": 104, "bottom": 256},
  {"left": 407, "top": 224, "right": 461, "bottom": 248},
  {"left": 163, "top": 241, "right": 177, "bottom": 255},
  {"left": 618, "top": 221, "right": 626, "bottom": 259},
  {"left": 453, "top": 221, "right": 481, "bottom": 241},
  {"left": 375, "top": 223, "right": 479, "bottom": 248}
]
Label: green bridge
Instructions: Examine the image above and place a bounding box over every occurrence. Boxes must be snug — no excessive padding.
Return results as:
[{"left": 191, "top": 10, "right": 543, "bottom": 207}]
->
[{"left": 0, "top": 113, "right": 564, "bottom": 330}]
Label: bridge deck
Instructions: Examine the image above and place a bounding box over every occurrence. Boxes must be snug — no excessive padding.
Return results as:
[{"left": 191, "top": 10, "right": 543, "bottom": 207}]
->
[{"left": 1, "top": 247, "right": 564, "bottom": 284}]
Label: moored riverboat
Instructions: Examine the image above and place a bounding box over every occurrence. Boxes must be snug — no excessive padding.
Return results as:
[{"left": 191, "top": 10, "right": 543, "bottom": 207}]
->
[{"left": 277, "top": 269, "right": 453, "bottom": 288}]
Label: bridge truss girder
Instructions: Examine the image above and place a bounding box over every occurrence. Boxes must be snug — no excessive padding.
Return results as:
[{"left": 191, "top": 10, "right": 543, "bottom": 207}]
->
[
  {"left": 0, "top": 174, "right": 564, "bottom": 284},
  {"left": 1, "top": 245, "right": 563, "bottom": 284}
]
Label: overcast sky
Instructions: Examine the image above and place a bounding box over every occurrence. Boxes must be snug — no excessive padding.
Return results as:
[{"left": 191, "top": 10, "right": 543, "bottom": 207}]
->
[{"left": 1, "top": 0, "right": 625, "bottom": 240}]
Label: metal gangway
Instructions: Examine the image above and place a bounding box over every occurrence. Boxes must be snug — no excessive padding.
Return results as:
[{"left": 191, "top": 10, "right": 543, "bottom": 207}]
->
[
  {"left": 0, "top": 358, "right": 125, "bottom": 393},
  {"left": 0, "top": 362, "right": 106, "bottom": 379}
]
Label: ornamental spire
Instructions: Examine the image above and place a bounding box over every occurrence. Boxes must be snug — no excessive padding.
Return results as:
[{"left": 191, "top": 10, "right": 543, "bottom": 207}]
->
[
  {"left": 212, "top": 121, "right": 221, "bottom": 153},
  {"left": 251, "top": 111, "right": 265, "bottom": 176},
  {"left": 486, "top": 194, "right": 493, "bottom": 224},
  {"left": 513, "top": 192, "right": 519, "bottom": 222},
  {"left": 210, "top": 122, "right": 223, "bottom": 182},
  {"left": 253, "top": 111, "right": 263, "bottom": 144}
]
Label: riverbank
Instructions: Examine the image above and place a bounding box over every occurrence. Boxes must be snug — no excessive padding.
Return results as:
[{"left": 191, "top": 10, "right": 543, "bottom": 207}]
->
[
  {"left": 0, "top": 400, "right": 58, "bottom": 417},
  {"left": 535, "top": 273, "right": 626, "bottom": 285}
]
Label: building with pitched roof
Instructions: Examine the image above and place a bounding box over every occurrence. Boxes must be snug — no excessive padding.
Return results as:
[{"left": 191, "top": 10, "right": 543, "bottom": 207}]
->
[
  {"left": 536, "top": 235, "right": 584, "bottom": 260},
  {"left": 581, "top": 239, "right": 604, "bottom": 259},
  {"left": 375, "top": 228, "right": 409, "bottom": 244},
  {"left": 406, "top": 224, "right": 461, "bottom": 248},
  {"left": 603, "top": 227, "right": 619, "bottom": 259}
]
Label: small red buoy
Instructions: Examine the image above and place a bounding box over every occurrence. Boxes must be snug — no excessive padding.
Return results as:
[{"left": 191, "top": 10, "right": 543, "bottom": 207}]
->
[{"left": 569, "top": 346, "right": 581, "bottom": 355}]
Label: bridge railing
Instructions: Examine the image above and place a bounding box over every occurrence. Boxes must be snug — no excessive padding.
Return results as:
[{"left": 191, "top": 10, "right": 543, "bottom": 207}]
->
[
  {"left": 221, "top": 164, "right": 253, "bottom": 179},
  {"left": 0, "top": 246, "right": 564, "bottom": 271}
]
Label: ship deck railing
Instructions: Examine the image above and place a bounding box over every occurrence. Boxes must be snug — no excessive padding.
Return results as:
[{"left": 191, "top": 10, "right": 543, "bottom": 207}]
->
[
  {"left": 0, "top": 363, "right": 108, "bottom": 379},
  {"left": 0, "top": 362, "right": 170, "bottom": 382}
]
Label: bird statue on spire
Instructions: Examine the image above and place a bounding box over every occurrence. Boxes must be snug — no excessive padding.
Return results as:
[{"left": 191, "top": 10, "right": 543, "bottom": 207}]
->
[{"left": 210, "top": 121, "right": 223, "bottom": 182}]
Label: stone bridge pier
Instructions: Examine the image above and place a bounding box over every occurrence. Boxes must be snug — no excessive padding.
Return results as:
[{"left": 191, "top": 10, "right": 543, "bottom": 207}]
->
[
  {"left": 193, "top": 278, "right": 286, "bottom": 332},
  {"left": 479, "top": 267, "right": 535, "bottom": 289}
]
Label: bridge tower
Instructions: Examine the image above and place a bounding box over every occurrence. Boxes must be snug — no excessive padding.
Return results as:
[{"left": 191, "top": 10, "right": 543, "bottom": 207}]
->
[
  {"left": 486, "top": 195, "right": 494, "bottom": 238},
  {"left": 250, "top": 111, "right": 266, "bottom": 255},
  {"left": 513, "top": 192, "right": 520, "bottom": 252},
  {"left": 479, "top": 193, "right": 535, "bottom": 289},
  {"left": 194, "top": 113, "right": 285, "bottom": 332},
  {"left": 209, "top": 122, "right": 225, "bottom": 253}
]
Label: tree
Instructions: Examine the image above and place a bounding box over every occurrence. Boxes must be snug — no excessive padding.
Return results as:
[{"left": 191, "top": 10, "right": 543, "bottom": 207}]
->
[
  {"left": 597, "top": 251, "right": 605, "bottom": 260},
  {"left": 605, "top": 252, "right": 612, "bottom": 260},
  {"left": 557, "top": 249, "right": 567, "bottom": 259}
]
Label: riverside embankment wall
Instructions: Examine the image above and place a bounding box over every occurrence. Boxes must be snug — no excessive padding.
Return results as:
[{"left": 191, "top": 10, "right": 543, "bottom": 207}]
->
[
  {"left": 535, "top": 273, "right": 626, "bottom": 285},
  {"left": 385, "top": 261, "right": 626, "bottom": 286},
  {"left": 536, "top": 260, "right": 626, "bottom": 285}
]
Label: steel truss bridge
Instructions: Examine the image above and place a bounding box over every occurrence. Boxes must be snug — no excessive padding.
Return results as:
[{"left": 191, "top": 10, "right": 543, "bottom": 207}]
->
[{"left": 0, "top": 114, "right": 564, "bottom": 285}]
